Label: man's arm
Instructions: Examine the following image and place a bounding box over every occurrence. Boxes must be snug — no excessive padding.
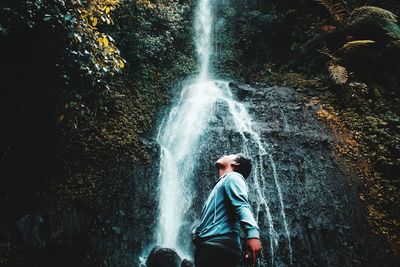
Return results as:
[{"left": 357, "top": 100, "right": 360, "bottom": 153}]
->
[
  {"left": 224, "top": 173, "right": 262, "bottom": 266},
  {"left": 224, "top": 173, "right": 259, "bottom": 237}
]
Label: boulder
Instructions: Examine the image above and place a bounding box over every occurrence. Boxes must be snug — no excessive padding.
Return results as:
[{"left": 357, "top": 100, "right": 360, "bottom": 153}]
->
[{"left": 146, "top": 247, "right": 182, "bottom": 267}]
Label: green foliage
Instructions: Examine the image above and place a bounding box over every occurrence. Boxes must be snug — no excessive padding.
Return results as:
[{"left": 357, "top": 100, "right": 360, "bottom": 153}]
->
[
  {"left": 1, "top": 0, "right": 195, "bottom": 265},
  {"left": 349, "top": 6, "right": 398, "bottom": 26},
  {"left": 348, "top": 6, "right": 400, "bottom": 42},
  {"left": 319, "top": 40, "right": 376, "bottom": 85},
  {"left": 316, "top": 2, "right": 400, "bottom": 43},
  {"left": 114, "top": 0, "right": 192, "bottom": 71},
  {"left": 72, "top": 0, "right": 125, "bottom": 76},
  {"left": 314, "top": 3, "right": 400, "bottom": 85},
  {"left": 0, "top": 0, "right": 124, "bottom": 82},
  {"left": 315, "top": 0, "right": 347, "bottom": 25},
  {"left": 237, "top": 10, "right": 273, "bottom": 51},
  {"left": 214, "top": 2, "right": 275, "bottom": 77},
  {"left": 384, "top": 21, "right": 400, "bottom": 41}
]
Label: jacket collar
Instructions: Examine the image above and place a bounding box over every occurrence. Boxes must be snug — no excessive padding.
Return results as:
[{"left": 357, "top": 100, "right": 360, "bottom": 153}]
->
[{"left": 213, "top": 171, "right": 231, "bottom": 186}]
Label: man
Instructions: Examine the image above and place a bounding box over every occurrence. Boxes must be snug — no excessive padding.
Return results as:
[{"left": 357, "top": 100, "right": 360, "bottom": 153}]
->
[{"left": 192, "top": 154, "right": 262, "bottom": 267}]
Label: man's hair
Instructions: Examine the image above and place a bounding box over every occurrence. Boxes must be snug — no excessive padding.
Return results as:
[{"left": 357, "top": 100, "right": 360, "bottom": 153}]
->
[{"left": 234, "top": 155, "right": 252, "bottom": 179}]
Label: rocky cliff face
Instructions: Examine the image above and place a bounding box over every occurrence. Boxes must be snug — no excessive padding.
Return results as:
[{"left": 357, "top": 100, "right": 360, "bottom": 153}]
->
[
  {"left": 13, "top": 83, "right": 398, "bottom": 266},
  {"left": 151, "top": 83, "right": 396, "bottom": 267}
]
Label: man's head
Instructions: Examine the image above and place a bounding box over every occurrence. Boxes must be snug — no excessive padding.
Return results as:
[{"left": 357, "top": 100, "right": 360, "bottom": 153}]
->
[{"left": 215, "top": 154, "right": 252, "bottom": 179}]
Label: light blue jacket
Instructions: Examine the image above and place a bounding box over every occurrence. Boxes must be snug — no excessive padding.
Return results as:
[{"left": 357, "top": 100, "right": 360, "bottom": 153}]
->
[{"left": 192, "top": 171, "right": 260, "bottom": 253}]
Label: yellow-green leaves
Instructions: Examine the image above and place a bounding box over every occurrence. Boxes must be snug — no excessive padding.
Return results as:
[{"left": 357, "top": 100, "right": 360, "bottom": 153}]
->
[
  {"left": 328, "top": 63, "right": 348, "bottom": 85},
  {"left": 342, "top": 40, "right": 376, "bottom": 51},
  {"left": 72, "top": 0, "right": 124, "bottom": 75},
  {"left": 138, "top": 0, "right": 157, "bottom": 10},
  {"left": 90, "top": 16, "right": 98, "bottom": 27},
  {"left": 97, "top": 36, "right": 110, "bottom": 47}
]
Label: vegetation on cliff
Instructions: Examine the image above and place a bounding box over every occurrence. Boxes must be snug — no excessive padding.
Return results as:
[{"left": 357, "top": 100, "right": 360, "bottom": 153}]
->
[{"left": 1, "top": 0, "right": 193, "bottom": 265}]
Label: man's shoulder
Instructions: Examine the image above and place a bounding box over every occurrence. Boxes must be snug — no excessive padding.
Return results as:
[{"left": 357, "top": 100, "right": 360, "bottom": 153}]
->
[
  {"left": 226, "top": 171, "right": 245, "bottom": 181},
  {"left": 224, "top": 172, "right": 247, "bottom": 187}
]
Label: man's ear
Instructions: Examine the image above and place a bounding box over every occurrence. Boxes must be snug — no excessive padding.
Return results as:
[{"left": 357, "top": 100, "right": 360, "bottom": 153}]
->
[{"left": 231, "top": 161, "right": 240, "bottom": 167}]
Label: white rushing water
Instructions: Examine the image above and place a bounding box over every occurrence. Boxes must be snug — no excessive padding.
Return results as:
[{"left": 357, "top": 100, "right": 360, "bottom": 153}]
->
[
  {"left": 154, "top": 0, "right": 217, "bottom": 257},
  {"left": 195, "top": 0, "right": 213, "bottom": 80},
  {"left": 152, "top": 0, "right": 292, "bottom": 265}
]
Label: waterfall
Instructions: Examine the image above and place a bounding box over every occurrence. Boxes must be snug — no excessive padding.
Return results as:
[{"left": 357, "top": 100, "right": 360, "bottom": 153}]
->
[
  {"left": 151, "top": 0, "right": 292, "bottom": 265},
  {"left": 195, "top": 0, "right": 213, "bottom": 80},
  {"left": 155, "top": 80, "right": 220, "bottom": 255},
  {"left": 154, "top": 0, "right": 218, "bottom": 257}
]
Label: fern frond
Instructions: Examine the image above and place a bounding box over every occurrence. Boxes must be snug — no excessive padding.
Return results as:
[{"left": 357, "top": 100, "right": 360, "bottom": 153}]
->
[
  {"left": 315, "top": 0, "right": 347, "bottom": 24},
  {"left": 349, "top": 6, "right": 398, "bottom": 26},
  {"left": 318, "top": 47, "right": 339, "bottom": 61},
  {"left": 328, "top": 63, "right": 348, "bottom": 85},
  {"left": 383, "top": 22, "right": 400, "bottom": 41},
  {"left": 342, "top": 40, "right": 376, "bottom": 51}
]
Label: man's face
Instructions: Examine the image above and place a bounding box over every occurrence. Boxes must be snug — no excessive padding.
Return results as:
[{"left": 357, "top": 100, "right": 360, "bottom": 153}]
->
[{"left": 215, "top": 154, "right": 238, "bottom": 169}]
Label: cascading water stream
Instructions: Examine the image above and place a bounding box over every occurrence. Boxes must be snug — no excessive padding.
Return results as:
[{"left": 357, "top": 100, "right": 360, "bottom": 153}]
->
[
  {"left": 155, "top": 80, "right": 220, "bottom": 256},
  {"left": 195, "top": 0, "right": 213, "bottom": 80},
  {"left": 150, "top": 0, "right": 293, "bottom": 265}
]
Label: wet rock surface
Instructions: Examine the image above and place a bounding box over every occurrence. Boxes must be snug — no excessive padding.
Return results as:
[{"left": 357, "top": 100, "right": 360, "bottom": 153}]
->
[
  {"left": 188, "top": 83, "right": 395, "bottom": 266},
  {"left": 145, "top": 247, "right": 194, "bottom": 267},
  {"left": 146, "top": 247, "right": 182, "bottom": 267}
]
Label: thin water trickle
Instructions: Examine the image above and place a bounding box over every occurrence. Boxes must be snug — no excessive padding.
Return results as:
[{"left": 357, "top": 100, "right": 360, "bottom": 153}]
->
[{"left": 280, "top": 107, "right": 290, "bottom": 133}]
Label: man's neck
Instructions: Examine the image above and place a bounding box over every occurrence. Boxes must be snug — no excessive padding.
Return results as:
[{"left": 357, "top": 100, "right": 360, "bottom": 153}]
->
[{"left": 218, "top": 168, "right": 234, "bottom": 179}]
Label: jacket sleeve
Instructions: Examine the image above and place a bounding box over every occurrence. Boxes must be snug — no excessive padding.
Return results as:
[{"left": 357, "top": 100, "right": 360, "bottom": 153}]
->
[{"left": 224, "top": 173, "right": 260, "bottom": 239}]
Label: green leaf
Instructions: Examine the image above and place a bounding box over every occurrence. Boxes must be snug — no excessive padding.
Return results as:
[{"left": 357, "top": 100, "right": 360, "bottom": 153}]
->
[
  {"left": 65, "top": 15, "right": 73, "bottom": 21},
  {"left": 43, "top": 14, "right": 52, "bottom": 21}
]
